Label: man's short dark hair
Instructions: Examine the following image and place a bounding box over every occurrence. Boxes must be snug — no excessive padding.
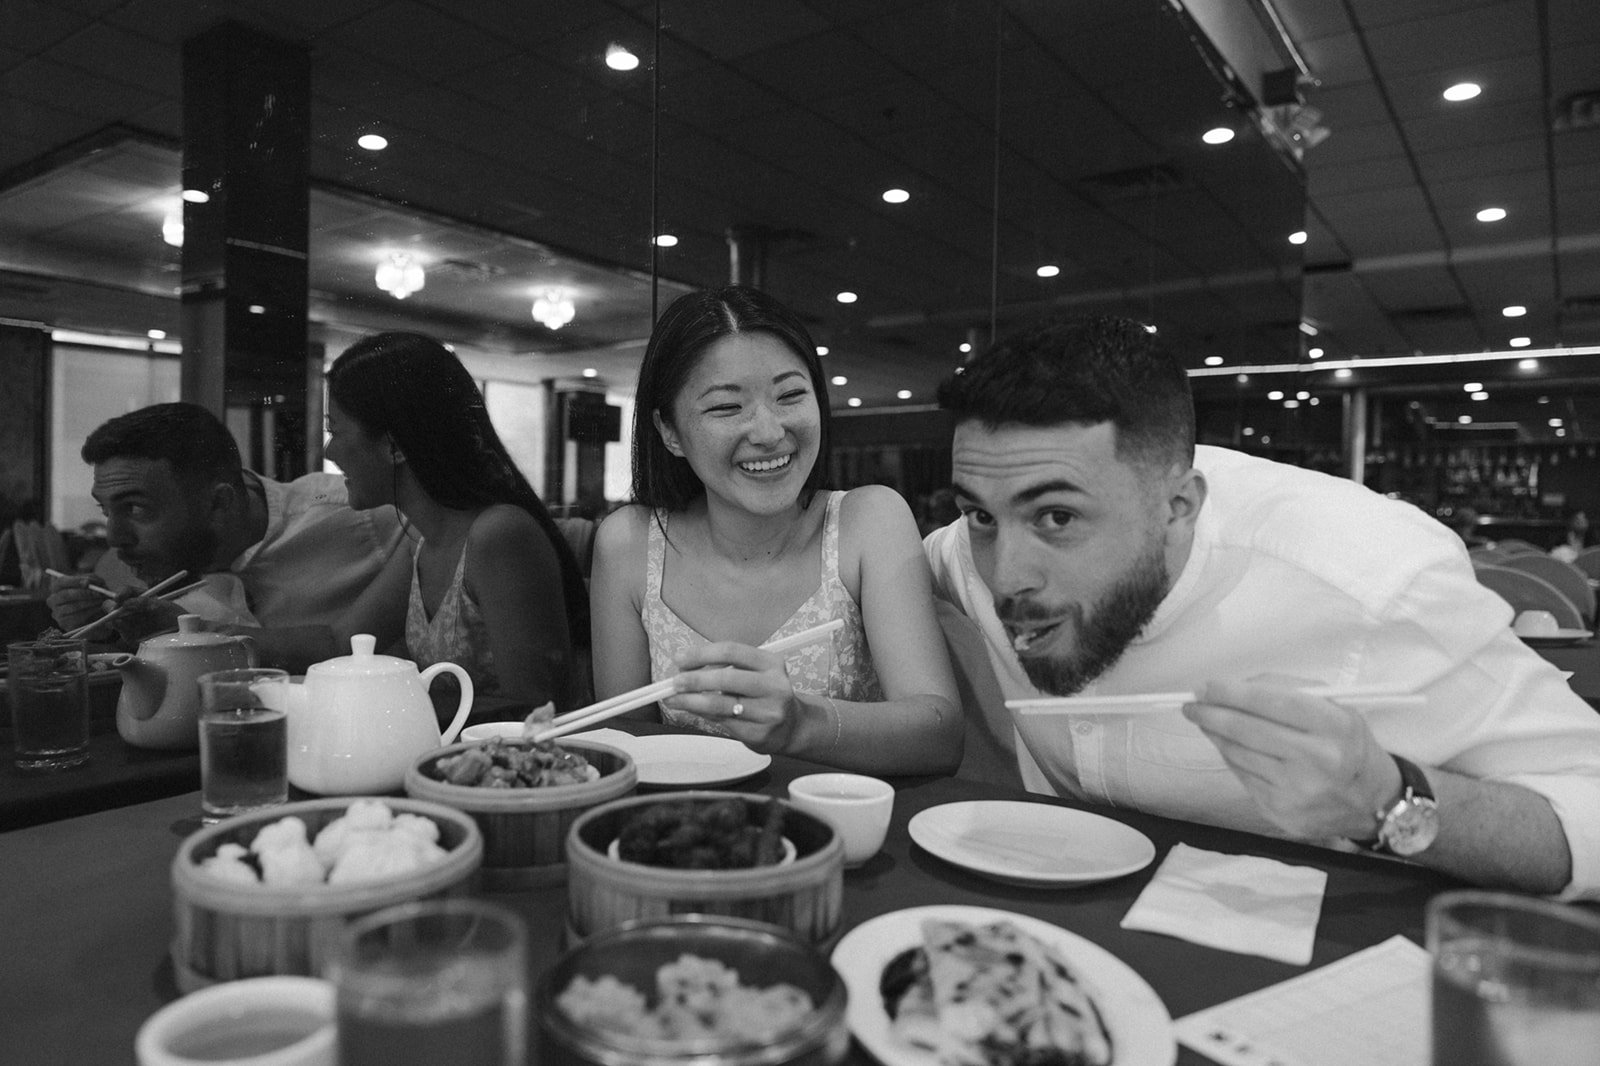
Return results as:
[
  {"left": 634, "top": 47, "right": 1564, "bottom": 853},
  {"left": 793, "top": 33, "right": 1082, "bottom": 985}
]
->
[
  {"left": 81, "top": 402, "right": 245, "bottom": 491},
  {"left": 936, "top": 315, "right": 1196, "bottom": 471}
]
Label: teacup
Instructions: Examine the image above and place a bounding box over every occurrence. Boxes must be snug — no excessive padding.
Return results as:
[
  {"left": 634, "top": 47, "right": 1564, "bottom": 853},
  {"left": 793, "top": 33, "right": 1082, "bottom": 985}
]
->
[
  {"left": 135, "top": 976, "right": 335, "bottom": 1066},
  {"left": 1513, "top": 609, "right": 1561, "bottom": 637},
  {"left": 787, "top": 772, "right": 894, "bottom": 867}
]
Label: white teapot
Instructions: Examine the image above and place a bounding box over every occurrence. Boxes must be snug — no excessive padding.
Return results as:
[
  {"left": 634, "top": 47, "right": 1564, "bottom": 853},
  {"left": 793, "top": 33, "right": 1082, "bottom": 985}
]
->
[{"left": 269, "top": 634, "right": 473, "bottom": 795}]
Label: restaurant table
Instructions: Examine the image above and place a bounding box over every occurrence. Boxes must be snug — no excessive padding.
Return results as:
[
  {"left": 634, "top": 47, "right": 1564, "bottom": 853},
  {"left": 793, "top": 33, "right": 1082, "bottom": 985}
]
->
[
  {"left": 1532, "top": 634, "right": 1600, "bottom": 708},
  {"left": 0, "top": 729, "right": 1463, "bottom": 1066}
]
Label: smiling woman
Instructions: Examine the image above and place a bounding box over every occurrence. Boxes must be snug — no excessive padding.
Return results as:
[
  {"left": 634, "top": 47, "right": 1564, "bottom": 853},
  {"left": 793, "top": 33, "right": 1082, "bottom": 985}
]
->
[{"left": 588, "top": 286, "right": 962, "bottom": 776}]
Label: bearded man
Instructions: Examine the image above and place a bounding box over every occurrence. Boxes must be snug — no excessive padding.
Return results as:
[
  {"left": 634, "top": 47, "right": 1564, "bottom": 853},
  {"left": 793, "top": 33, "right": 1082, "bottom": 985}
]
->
[
  {"left": 48, "top": 402, "right": 402, "bottom": 645},
  {"left": 924, "top": 315, "right": 1600, "bottom": 899}
]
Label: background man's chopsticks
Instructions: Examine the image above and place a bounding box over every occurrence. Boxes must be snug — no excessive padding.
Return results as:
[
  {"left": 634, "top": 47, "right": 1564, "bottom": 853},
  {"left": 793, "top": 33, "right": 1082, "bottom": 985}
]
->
[{"left": 63, "top": 570, "right": 198, "bottom": 639}]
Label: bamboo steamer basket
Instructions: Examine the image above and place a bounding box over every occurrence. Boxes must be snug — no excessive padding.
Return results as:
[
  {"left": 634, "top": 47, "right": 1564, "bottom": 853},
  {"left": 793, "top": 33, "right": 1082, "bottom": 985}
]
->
[
  {"left": 404, "top": 737, "right": 637, "bottom": 890},
  {"left": 170, "top": 797, "right": 482, "bottom": 992},
  {"left": 566, "top": 791, "right": 845, "bottom": 946},
  {"left": 536, "top": 915, "right": 850, "bottom": 1066}
]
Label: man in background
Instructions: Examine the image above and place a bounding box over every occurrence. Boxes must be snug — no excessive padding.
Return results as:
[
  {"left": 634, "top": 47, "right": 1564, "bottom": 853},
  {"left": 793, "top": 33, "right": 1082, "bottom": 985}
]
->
[
  {"left": 48, "top": 402, "right": 403, "bottom": 645},
  {"left": 925, "top": 315, "right": 1600, "bottom": 899}
]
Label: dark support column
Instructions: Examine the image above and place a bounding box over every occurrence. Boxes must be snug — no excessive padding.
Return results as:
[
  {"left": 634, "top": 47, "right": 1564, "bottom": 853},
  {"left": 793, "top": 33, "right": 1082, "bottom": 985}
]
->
[
  {"left": 0, "top": 323, "right": 49, "bottom": 523},
  {"left": 180, "top": 22, "right": 311, "bottom": 480}
]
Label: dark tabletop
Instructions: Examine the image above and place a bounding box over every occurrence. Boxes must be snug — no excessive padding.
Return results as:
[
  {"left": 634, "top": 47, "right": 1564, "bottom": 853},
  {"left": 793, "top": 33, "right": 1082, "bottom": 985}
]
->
[{"left": 0, "top": 725, "right": 1462, "bottom": 1066}]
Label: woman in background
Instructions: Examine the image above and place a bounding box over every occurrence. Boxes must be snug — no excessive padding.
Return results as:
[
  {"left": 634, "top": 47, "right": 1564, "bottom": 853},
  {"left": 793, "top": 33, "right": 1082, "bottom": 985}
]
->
[
  {"left": 589, "top": 286, "right": 960, "bottom": 774},
  {"left": 245, "top": 331, "right": 588, "bottom": 711}
]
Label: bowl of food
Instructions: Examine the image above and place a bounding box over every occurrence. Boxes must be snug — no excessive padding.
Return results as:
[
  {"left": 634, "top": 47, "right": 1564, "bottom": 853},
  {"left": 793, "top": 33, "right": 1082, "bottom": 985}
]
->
[
  {"left": 170, "top": 797, "right": 482, "bottom": 992},
  {"left": 566, "top": 792, "right": 845, "bottom": 946},
  {"left": 536, "top": 915, "right": 849, "bottom": 1066},
  {"left": 405, "top": 735, "right": 636, "bottom": 890}
]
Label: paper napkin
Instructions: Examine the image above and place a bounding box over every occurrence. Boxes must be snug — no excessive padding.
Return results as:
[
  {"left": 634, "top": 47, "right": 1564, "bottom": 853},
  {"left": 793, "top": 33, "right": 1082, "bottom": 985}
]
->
[{"left": 1120, "top": 843, "right": 1327, "bottom": 965}]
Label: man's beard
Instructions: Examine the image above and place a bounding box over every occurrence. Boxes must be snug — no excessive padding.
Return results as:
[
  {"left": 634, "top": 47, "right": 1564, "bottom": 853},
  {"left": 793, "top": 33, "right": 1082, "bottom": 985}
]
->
[
  {"left": 134, "top": 525, "right": 217, "bottom": 584},
  {"left": 998, "top": 540, "right": 1170, "bottom": 696}
]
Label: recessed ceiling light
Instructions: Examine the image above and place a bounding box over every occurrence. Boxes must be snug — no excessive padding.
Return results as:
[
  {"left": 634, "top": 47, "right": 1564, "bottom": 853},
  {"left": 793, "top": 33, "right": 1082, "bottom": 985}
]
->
[
  {"left": 182, "top": 189, "right": 209, "bottom": 203},
  {"left": 1518, "top": 357, "right": 1538, "bottom": 369},
  {"left": 1144, "top": 324, "right": 1158, "bottom": 334},
  {"left": 882, "top": 188, "right": 910, "bottom": 204},
  {"left": 816, "top": 346, "right": 829, "bottom": 356},
  {"left": 836, "top": 291, "right": 857, "bottom": 304},
  {"left": 605, "top": 43, "right": 640, "bottom": 71},
  {"left": 1557, "top": 427, "right": 1567, "bottom": 437},
  {"left": 1309, "top": 397, "right": 1320, "bottom": 406},
  {"left": 1242, "top": 427, "right": 1255, "bottom": 436},
  {"left": 1204, "top": 356, "right": 1223, "bottom": 366},
  {"left": 1236, "top": 373, "right": 1249, "bottom": 384},
  {"left": 1550, "top": 418, "right": 1564, "bottom": 427},
  {"left": 1443, "top": 82, "right": 1482, "bottom": 102},
  {"left": 1308, "top": 347, "right": 1324, "bottom": 359},
  {"left": 1475, "top": 206, "right": 1507, "bottom": 223},
  {"left": 653, "top": 234, "right": 678, "bottom": 247},
  {"left": 959, "top": 342, "right": 972, "bottom": 353},
  {"left": 897, "top": 389, "right": 912, "bottom": 400},
  {"left": 1502, "top": 305, "right": 1527, "bottom": 317},
  {"left": 1334, "top": 368, "right": 1353, "bottom": 379},
  {"left": 1457, "top": 415, "right": 1472, "bottom": 424},
  {"left": 1268, "top": 390, "right": 1284, "bottom": 401},
  {"left": 247, "top": 304, "right": 265, "bottom": 315},
  {"left": 1463, "top": 382, "right": 1483, "bottom": 392},
  {"left": 147, "top": 329, "right": 166, "bottom": 340},
  {"left": 357, "top": 133, "right": 387, "bottom": 151},
  {"left": 582, "top": 368, "right": 598, "bottom": 378},
  {"left": 1510, "top": 337, "right": 1532, "bottom": 349},
  {"left": 1202, "top": 126, "right": 1235, "bottom": 145},
  {"left": 162, "top": 210, "right": 183, "bottom": 247},
  {"left": 1288, "top": 230, "right": 1307, "bottom": 245},
  {"left": 1295, "top": 391, "right": 1309, "bottom": 400},
  {"left": 1284, "top": 399, "right": 1300, "bottom": 409},
  {"left": 830, "top": 375, "right": 847, "bottom": 386},
  {"left": 1298, "top": 321, "right": 1319, "bottom": 336},
  {"left": 1036, "top": 264, "right": 1060, "bottom": 278},
  {"left": 1472, "top": 391, "right": 1489, "bottom": 401},
  {"left": 847, "top": 397, "right": 861, "bottom": 408}
]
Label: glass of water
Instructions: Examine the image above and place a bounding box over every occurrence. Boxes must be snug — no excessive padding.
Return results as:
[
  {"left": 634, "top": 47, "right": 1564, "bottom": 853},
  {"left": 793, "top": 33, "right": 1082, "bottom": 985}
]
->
[
  {"left": 7, "top": 638, "right": 90, "bottom": 771},
  {"left": 197, "top": 667, "right": 288, "bottom": 821},
  {"left": 332, "top": 899, "right": 528, "bottom": 1066}
]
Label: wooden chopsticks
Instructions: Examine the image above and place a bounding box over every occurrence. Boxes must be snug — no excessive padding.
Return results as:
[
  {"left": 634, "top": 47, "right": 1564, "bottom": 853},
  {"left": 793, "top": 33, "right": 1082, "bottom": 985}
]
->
[
  {"left": 63, "top": 570, "right": 198, "bottom": 639},
  {"left": 531, "top": 618, "right": 846, "bottom": 743}
]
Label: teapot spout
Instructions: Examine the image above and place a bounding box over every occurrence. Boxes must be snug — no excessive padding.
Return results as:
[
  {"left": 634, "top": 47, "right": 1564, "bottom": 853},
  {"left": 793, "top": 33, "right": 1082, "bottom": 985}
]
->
[{"left": 116, "top": 659, "right": 168, "bottom": 722}]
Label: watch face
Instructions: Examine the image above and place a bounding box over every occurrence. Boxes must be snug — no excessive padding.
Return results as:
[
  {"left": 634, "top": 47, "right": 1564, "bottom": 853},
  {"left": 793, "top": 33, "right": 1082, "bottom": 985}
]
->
[{"left": 1384, "top": 799, "right": 1440, "bottom": 856}]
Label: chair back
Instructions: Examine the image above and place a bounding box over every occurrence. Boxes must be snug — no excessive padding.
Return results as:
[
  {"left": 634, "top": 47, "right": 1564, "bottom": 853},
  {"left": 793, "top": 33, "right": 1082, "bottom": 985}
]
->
[
  {"left": 552, "top": 517, "right": 598, "bottom": 579},
  {"left": 1498, "top": 553, "right": 1595, "bottom": 623},
  {"left": 1468, "top": 545, "right": 1509, "bottom": 565},
  {"left": 1473, "top": 564, "right": 1586, "bottom": 629},
  {"left": 935, "top": 600, "right": 1021, "bottom": 789},
  {"left": 1573, "top": 546, "right": 1600, "bottom": 581},
  {"left": 1493, "top": 538, "right": 1544, "bottom": 556}
]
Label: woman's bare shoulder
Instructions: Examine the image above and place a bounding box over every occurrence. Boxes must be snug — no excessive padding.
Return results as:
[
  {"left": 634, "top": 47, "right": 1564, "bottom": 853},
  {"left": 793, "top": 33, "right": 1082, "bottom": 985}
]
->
[{"left": 593, "top": 503, "right": 655, "bottom": 559}]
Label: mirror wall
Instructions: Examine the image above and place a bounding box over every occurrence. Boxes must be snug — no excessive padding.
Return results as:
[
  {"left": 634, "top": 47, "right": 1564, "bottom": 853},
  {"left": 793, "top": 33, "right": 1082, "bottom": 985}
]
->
[{"left": 0, "top": 0, "right": 1304, "bottom": 528}]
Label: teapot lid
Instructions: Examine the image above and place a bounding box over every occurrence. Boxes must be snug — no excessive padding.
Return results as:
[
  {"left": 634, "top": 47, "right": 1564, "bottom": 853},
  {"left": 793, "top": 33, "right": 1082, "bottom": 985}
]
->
[
  {"left": 139, "top": 615, "right": 240, "bottom": 650},
  {"left": 307, "top": 634, "right": 415, "bottom": 678}
]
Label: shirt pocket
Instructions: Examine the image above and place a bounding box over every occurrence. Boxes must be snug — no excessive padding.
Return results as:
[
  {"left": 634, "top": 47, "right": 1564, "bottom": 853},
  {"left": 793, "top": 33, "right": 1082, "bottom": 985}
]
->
[{"left": 1127, "top": 719, "right": 1231, "bottom": 771}]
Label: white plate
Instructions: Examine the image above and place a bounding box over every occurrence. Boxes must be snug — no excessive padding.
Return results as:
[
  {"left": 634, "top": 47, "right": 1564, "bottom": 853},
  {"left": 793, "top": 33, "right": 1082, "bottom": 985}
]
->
[
  {"left": 1517, "top": 628, "right": 1593, "bottom": 645},
  {"left": 832, "top": 905, "right": 1174, "bottom": 1066},
  {"left": 564, "top": 730, "right": 772, "bottom": 788},
  {"left": 909, "top": 801, "right": 1156, "bottom": 887}
]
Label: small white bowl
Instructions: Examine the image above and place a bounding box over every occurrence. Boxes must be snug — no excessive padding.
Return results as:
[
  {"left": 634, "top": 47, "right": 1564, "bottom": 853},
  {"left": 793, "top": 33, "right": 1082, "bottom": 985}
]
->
[
  {"left": 460, "top": 722, "right": 525, "bottom": 743},
  {"left": 135, "top": 976, "right": 335, "bottom": 1066}
]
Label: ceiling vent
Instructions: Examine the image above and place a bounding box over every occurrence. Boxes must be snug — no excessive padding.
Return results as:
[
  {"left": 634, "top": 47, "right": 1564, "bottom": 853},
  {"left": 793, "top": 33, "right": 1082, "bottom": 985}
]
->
[
  {"left": 1078, "top": 163, "right": 1186, "bottom": 199},
  {"left": 1553, "top": 91, "right": 1600, "bottom": 133},
  {"left": 432, "top": 258, "right": 506, "bottom": 281},
  {"left": 1392, "top": 305, "right": 1471, "bottom": 323}
]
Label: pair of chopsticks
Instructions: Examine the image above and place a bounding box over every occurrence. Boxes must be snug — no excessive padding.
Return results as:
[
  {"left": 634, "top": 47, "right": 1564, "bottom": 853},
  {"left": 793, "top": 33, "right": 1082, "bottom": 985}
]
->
[
  {"left": 532, "top": 618, "right": 846, "bottom": 743},
  {"left": 1007, "top": 684, "right": 1424, "bottom": 716},
  {"left": 62, "top": 570, "right": 205, "bottom": 639}
]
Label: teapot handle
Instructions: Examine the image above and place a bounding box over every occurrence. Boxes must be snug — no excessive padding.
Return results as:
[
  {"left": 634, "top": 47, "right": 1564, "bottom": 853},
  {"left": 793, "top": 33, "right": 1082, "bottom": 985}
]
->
[{"left": 418, "top": 662, "right": 474, "bottom": 744}]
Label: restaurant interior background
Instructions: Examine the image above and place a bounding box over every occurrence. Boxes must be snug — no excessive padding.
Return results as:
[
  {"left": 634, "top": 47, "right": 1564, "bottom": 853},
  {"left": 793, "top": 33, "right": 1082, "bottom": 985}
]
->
[{"left": 1, "top": 0, "right": 1598, "bottom": 556}]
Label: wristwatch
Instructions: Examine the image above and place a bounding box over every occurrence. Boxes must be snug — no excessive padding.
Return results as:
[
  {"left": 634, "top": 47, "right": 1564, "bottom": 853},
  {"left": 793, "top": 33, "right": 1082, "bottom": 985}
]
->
[{"left": 1366, "top": 754, "right": 1439, "bottom": 856}]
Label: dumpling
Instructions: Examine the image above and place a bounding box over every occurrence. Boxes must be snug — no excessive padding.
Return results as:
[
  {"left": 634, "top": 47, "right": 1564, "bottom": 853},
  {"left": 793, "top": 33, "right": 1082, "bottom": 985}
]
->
[
  {"left": 199, "top": 842, "right": 259, "bottom": 885},
  {"left": 251, "top": 816, "right": 325, "bottom": 887}
]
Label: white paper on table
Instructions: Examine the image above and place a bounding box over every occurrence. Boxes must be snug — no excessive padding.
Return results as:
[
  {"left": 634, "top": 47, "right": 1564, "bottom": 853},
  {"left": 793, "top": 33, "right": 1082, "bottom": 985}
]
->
[{"left": 1174, "top": 935, "right": 1430, "bottom": 1066}]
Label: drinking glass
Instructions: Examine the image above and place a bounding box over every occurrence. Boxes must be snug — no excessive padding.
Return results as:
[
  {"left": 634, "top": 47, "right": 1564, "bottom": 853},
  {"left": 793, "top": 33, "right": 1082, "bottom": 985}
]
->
[
  {"left": 8, "top": 638, "right": 90, "bottom": 770},
  {"left": 332, "top": 899, "right": 528, "bottom": 1066},
  {"left": 198, "top": 668, "right": 288, "bottom": 821},
  {"left": 1428, "top": 889, "right": 1600, "bottom": 1066}
]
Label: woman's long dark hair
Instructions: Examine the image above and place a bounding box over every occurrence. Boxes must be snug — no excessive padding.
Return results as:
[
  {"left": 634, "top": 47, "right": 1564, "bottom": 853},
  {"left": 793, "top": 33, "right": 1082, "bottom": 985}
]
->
[
  {"left": 327, "top": 331, "right": 589, "bottom": 647},
  {"left": 631, "top": 285, "right": 832, "bottom": 513}
]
